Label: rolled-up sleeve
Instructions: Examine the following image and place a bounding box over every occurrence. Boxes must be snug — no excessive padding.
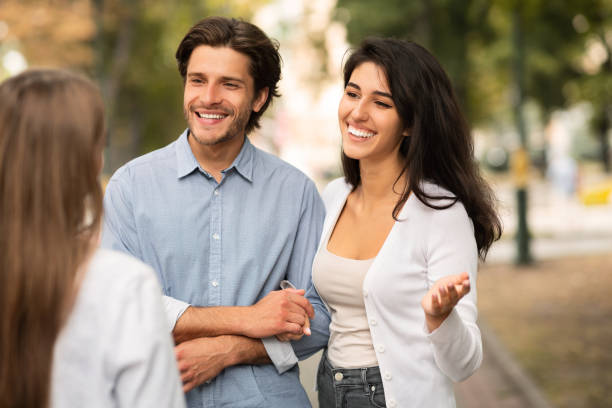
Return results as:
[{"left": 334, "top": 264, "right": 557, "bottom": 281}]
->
[{"left": 163, "top": 295, "right": 190, "bottom": 333}]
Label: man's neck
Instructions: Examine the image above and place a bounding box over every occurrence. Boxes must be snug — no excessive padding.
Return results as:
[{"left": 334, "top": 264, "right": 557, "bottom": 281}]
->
[{"left": 187, "top": 132, "right": 246, "bottom": 182}]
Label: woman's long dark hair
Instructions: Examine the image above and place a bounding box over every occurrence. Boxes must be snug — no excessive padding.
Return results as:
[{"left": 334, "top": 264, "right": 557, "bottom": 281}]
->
[
  {"left": 0, "top": 69, "right": 105, "bottom": 408},
  {"left": 341, "top": 38, "right": 502, "bottom": 259}
]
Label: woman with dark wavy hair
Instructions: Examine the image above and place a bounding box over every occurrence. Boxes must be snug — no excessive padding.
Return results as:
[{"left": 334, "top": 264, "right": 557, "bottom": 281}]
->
[
  {"left": 0, "top": 69, "right": 185, "bottom": 408},
  {"left": 309, "top": 38, "right": 502, "bottom": 407}
]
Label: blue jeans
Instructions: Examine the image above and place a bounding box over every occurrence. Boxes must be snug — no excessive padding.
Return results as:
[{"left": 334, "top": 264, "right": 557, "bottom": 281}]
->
[{"left": 317, "top": 351, "right": 386, "bottom": 408}]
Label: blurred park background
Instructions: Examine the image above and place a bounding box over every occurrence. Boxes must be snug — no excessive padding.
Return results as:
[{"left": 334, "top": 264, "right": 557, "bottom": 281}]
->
[{"left": 1, "top": 0, "right": 611, "bottom": 407}]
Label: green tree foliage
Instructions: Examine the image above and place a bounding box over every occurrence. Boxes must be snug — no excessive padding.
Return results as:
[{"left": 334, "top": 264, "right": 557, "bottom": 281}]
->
[
  {"left": 334, "top": 0, "right": 612, "bottom": 170},
  {"left": 0, "top": 0, "right": 268, "bottom": 172}
]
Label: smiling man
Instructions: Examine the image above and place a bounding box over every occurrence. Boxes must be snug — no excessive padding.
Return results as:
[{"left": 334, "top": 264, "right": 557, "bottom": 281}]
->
[{"left": 102, "top": 17, "right": 327, "bottom": 407}]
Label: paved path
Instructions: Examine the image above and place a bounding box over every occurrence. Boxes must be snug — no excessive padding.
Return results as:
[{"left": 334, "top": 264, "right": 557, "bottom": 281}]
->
[{"left": 454, "top": 321, "right": 553, "bottom": 408}]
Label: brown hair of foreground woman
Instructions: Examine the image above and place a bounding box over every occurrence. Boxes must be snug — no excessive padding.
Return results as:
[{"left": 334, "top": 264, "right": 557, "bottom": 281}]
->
[{"left": 0, "top": 69, "right": 105, "bottom": 408}]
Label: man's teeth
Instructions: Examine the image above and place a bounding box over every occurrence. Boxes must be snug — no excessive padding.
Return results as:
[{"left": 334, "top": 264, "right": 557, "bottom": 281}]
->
[
  {"left": 196, "top": 112, "right": 226, "bottom": 119},
  {"left": 348, "top": 125, "right": 375, "bottom": 138}
]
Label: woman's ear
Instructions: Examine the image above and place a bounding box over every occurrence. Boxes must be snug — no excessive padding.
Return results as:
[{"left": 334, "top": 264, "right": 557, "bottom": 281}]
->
[{"left": 402, "top": 128, "right": 410, "bottom": 137}]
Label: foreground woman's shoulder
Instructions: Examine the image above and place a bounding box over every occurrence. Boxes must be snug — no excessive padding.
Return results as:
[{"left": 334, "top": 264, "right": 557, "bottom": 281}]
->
[{"left": 87, "top": 248, "right": 159, "bottom": 292}]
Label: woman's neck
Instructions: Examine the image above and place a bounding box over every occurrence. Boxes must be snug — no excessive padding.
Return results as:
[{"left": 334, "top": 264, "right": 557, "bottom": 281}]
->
[{"left": 356, "top": 153, "right": 407, "bottom": 209}]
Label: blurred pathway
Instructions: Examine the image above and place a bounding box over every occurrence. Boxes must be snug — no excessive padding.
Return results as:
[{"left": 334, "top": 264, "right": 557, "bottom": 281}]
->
[
  {"left": 489, "top": 177, "right": 612, "bottom": 264},
  {"left": 454, "top": 321, "right": 553, "bottom": 408}
]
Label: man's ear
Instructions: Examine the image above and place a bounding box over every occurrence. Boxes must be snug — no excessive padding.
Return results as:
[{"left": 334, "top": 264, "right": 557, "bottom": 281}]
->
[{"left": 252, "top": 87, "right": 269, "bottom": 113}]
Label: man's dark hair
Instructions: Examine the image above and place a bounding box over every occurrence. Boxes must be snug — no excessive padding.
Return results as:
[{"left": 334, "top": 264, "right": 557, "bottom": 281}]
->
[{"left": 176, "top": 16, "right": 281, "bottom": 134}]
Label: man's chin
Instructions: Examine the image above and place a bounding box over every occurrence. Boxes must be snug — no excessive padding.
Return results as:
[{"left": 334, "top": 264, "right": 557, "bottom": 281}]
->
[{"left": 189, "top": 129, "right": 237, "bottom": 147}]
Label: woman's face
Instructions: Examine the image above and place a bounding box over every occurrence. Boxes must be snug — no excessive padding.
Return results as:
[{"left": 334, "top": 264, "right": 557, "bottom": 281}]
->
[{"left": 338, "top": 61, "right": 407, "bottom": 163}]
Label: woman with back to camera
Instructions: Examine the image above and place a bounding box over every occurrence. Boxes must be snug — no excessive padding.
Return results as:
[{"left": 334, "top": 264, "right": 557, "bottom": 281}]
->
[
  {"left": 309, "top": 38, "right": 502, "bottom": 407},
  {"left": 0, "top": 69, "right": 185, "bottom": 408}
]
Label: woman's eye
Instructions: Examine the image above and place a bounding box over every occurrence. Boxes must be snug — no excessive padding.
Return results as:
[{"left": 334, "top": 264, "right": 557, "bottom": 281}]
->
[
  {"left": 376, "top": 101, "right": 392, "bottom": 108},
  {"left": 346, "top": 91, "right": 358, "bottom": 98}
]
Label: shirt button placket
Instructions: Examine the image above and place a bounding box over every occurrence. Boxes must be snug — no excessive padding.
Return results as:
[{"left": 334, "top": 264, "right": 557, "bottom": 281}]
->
[{"left": 209, "top": 185, "right": 222, "bottom": 306}]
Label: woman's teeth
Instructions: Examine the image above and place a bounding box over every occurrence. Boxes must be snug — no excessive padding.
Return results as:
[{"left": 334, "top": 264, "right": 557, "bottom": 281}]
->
[{"left": 348, "top": 125, "right": 375, "bottom": 138}]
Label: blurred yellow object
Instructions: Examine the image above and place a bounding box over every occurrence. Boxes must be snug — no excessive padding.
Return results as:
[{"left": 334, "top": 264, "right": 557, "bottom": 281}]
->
[
  {"left": 511, "top": 148, "right": 530, "bottom": 188},
  {"left": 579, "top": 182, "right": 612, "bottom": 205}
]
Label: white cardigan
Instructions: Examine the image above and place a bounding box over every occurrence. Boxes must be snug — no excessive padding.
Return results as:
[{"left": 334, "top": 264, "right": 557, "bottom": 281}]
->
[{"left": 316, "top": 178, "right": 482, "bottom": 408}]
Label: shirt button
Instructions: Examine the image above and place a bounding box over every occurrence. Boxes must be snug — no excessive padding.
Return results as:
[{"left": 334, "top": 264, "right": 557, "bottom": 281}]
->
[
  {"left": 377, "top": 344, "right": 385, "bottom": 353},
  {"left": 214, "top": 190, "right": 220, "bottom": 196},
  {"left": 384, "top": 371, "right": 392, "bottom": 381},
  {"left": 211, "top": 280, "right": 219, "bottom": 287},
  {"left": 212, "top": 233, "right": 220, "bottom": 240},
  {"left": 388, "top": 398, "right": 397, "bottom": 407},
  {"left": 370, "top": 318, "right": 377, "bottom": 326},
  {"left": 334, "top": 372, "right": 343, "bottom": 382}
]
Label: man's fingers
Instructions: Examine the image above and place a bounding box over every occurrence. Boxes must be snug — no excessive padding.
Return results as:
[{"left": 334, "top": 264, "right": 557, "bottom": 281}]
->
[
  {"left": 181, "top": 370, "right": 192, "bottom": 383},
  {"left": 178, "top": 361, "right": 190, "bottom": 373},
  {"left": 287, "top": 310, "right": 306, "bottom": 327},
  {"left": 303, "top": 316, "right": 311, "bottom": 336},
  {"left": 283, "top": 321, "right": 304, "bottom": 335},
  {"left": 283, "top": 288, "right": 305, "bottom": 295},
  {"left": 287, "top": 293, "right": 315, "bottom": 318},
  {"left": 183, "top": 381, "right": 196, "bottom": 393}
]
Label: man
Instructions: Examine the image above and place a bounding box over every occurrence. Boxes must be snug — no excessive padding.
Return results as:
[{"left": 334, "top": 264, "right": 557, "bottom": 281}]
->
[{"left": 102, "top": 17, "right": 328, "bottom": 407}]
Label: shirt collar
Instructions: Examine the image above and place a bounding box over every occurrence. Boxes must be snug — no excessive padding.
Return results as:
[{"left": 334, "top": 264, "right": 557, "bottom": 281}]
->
[
  {"left": 175, "top": 129, "right": 254, "bottom": 182},
  {"left": 176, "top": 129, "right": 200, "bottom": 179}
]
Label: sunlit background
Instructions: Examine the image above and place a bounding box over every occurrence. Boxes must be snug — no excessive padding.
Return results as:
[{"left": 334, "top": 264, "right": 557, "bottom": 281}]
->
[{"left": 1, "top": 1, "right": 611, "bottom": 407}]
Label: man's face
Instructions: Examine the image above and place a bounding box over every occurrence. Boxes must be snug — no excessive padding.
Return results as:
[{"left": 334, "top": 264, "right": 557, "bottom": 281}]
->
[{"left": 183, "top": 45, "right": 267, "bottom": 147}]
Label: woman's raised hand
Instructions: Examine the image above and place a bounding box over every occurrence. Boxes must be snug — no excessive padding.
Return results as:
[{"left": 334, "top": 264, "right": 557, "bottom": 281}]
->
[{"left": 421, "top": 272, "right": 470, "bottom": 332}]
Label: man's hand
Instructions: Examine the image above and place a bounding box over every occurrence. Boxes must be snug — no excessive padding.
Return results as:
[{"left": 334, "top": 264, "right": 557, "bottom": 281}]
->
[
  {"left": 421, "top": 272, "right": 470, "bottom": 332},
  {"left": 175, "top": 336, "right": 231, "bottom": 393},
  {"left": 243, "top": 288, "right": 314, "bottom": 338},
  {"left": 175, "top": 335, "right": 271, "bottom": 392},
  {"left": 275, "top": 316, "right": 311, "bottom": 342}
]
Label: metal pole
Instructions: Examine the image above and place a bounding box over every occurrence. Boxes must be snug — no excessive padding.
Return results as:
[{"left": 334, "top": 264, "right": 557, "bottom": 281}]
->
[{"left": 512, "top": 8, "right": 533, "bottom": 265}]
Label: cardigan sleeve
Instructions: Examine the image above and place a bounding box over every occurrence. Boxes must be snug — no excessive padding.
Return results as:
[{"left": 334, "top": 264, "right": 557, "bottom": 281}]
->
[{"left": 425, "top": 202, "right": 483, "bottom": 382}]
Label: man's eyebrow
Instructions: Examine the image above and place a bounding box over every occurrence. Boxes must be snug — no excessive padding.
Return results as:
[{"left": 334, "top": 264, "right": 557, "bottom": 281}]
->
[
  {"left": 346, "top": 81, "right": 392, "bottom": 99},
  {"left": 220, "top": 76, "right": 246, "bottom": 85}
]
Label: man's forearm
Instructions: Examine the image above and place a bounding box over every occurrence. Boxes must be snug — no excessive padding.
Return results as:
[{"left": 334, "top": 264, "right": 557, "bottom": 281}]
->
[
  {"left": 173, "top": 289, "right": 314, "bottom": 344},
  {"left": 173, "top": 306, "right": 248, "bottom": 344},
  {"left": 225, "top": 335, "right": 271, "bottom": 366}
]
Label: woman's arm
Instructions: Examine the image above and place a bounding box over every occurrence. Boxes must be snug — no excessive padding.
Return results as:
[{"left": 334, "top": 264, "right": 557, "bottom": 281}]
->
[{"left": 423, "top": 203, "right": 482, "bottom": 382}]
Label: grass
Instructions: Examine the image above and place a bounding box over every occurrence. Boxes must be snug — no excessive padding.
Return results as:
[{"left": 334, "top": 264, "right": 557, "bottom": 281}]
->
[{"left": 477, "top": 253, "right": 612, "bottom": 408}]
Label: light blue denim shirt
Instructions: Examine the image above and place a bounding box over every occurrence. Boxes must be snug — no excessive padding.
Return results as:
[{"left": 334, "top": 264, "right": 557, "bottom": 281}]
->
[{"left": 101, "top": 130, "right": 326, "bottom": 408}]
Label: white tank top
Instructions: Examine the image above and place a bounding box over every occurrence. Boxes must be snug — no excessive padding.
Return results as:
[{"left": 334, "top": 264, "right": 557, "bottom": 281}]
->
[{"left": 312, "top": 230, "right": 378, "bottom": 368}]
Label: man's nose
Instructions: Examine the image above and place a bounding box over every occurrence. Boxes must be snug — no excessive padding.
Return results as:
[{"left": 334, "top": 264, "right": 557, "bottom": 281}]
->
[{"left": 200, "top": 84, "right": 222, "bottom": 106}]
